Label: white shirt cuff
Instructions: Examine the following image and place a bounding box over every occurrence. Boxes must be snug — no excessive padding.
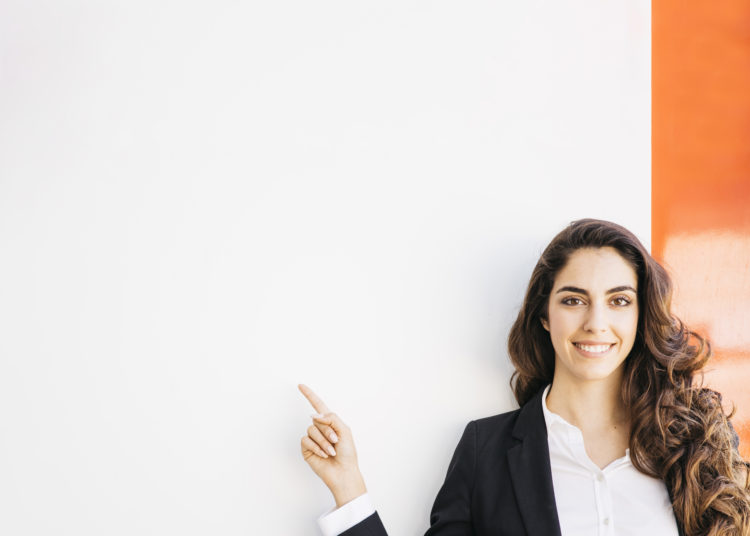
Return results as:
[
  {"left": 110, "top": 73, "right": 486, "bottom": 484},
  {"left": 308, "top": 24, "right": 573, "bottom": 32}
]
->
[{"left": 317, "top": 492, "right": 375, "bottom": 536}]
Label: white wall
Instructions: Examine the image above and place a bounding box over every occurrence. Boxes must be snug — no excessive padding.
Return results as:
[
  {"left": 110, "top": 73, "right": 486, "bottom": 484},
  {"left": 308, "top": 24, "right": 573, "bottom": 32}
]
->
[{"left": 0, "top": 1, "right": 650, "bottom": 534}]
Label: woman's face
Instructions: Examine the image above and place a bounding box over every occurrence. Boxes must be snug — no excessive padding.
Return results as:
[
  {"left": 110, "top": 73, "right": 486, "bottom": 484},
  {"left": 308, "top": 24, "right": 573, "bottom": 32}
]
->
[{"left": 541, "top": 247, "right": 639, "bottom": 386}]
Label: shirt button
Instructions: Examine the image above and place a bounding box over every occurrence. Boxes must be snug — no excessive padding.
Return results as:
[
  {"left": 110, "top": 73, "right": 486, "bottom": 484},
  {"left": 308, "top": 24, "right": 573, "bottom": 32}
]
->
[
  {"left": 603, "top": 517, "right": 610, "bottom": 525},
  {"left": 597, "top": 473, "right": 604, "bottom": 482}
]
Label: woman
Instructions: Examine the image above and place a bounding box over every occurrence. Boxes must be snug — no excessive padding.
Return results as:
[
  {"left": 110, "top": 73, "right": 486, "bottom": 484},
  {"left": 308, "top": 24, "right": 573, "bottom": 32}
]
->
[{"left": 299, "top": 218, "right": 750, "bottom": 535}]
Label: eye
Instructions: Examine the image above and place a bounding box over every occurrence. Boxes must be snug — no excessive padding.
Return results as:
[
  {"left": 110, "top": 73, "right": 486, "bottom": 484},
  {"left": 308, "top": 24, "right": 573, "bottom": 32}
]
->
[
  {"left": 561, "top": 296, "right": 585, "bottom": 306},
  {"left": 611, "top": 296, "right": 632, "bottom": 306}
]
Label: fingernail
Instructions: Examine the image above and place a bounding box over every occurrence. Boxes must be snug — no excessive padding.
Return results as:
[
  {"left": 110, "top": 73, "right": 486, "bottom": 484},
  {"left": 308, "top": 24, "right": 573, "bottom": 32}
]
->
[
  {"left": 311, "top": 413, "right": 324, "bottom": 420},
  {"left": 327, "top": 446, "right": 336, "bottom": 456},
  {"left": 329, "top": 432, "right": 338, "bottom": 443}
]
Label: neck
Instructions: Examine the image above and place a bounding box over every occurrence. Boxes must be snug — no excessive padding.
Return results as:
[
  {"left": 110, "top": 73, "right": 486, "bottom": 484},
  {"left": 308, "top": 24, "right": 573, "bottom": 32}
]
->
[{"left": 545, "top": 371, "right": 629, "bottom": 432}]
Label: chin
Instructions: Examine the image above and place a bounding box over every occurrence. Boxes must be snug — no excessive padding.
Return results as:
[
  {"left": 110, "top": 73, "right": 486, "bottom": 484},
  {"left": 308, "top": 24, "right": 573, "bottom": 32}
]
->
[
  {"left": 574, "top": 370, "right": 622, "bottom": 383},
  {"left": 569, "top": 360, "right": 627, "bottom": 383}
]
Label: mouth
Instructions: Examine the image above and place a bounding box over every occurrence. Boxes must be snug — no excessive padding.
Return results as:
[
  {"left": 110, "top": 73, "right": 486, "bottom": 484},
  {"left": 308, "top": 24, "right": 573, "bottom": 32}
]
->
[{"left": 572, "top": 342, "right": 616, "bottom": 356}]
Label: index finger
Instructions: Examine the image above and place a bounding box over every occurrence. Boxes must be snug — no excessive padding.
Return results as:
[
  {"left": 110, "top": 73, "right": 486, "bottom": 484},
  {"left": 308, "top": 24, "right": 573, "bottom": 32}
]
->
[{"left": 298, "top": 383, "right": 332, "bottom": 415}]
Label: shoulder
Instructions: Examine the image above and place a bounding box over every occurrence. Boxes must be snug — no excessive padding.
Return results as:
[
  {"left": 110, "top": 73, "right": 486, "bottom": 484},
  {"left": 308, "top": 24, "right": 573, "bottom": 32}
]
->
[
  {"left": 464, "top": 388, "right": 548, "bottom": 455},
  {"left": 465, "top": 406, "right": 525, "bottom": 455},
  {"left": 472, "top": 406, "right": 523, "bottom": 431}
]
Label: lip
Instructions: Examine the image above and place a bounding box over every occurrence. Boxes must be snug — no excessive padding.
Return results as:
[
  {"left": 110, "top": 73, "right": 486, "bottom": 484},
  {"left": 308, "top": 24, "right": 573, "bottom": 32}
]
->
[{"left": 572, "top": 342, "right": 616, "bottom": 358}]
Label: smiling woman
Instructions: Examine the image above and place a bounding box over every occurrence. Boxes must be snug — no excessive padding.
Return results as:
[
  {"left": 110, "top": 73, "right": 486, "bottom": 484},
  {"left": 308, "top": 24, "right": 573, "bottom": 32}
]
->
[
  {"left": 300, "top": 219, "right": 750, "bottom": 536},
  {"left": 542, "top": 247, "right": 639, "bottom": 388}
]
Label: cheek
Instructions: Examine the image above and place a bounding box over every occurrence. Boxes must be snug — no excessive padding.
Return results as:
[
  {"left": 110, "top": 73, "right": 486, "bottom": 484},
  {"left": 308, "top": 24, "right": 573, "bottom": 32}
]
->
[
  {"left": 617, "top": 310, "right": 639, "bottom": 340},
  {"left": 549, "top": 306, "right": 576, "bottom": 328},
  {"left": 548, "top": 311, "right": 576, "bottom": 342}
]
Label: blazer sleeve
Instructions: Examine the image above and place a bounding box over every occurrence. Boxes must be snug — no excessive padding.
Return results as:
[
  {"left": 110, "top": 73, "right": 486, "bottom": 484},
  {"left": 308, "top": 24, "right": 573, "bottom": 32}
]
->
[{"left": 339, "top": 421, "right": 477, "bottom": 536}]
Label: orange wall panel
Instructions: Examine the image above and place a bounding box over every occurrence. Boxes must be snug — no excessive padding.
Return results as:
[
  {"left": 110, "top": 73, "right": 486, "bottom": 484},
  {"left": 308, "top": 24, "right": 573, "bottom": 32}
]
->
[{"left": 652, "top": 1, "right": 750, "bottom": 457}]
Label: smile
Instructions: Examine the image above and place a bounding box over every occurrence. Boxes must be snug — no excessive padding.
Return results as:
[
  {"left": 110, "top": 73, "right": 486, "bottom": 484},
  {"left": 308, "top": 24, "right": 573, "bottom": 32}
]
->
[{"left": 573, "top": 342, "right": 615, "bottom": 356}]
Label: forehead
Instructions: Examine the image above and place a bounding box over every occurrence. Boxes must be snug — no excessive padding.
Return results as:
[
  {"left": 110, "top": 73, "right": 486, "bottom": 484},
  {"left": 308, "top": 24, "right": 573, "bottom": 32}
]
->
[{"left": 552, "top": 247, "right": 637, "bottom": 291}]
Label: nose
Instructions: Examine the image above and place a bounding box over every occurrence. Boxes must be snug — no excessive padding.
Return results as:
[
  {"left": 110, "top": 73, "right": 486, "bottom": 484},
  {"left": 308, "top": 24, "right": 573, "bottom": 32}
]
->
[{"left": 583, "top": 302, "right": 608, "bottom": 333}]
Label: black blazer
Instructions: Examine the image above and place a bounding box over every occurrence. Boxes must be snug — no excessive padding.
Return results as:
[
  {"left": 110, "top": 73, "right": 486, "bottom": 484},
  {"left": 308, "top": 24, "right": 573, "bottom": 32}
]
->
[{"left": 340, "top": 388, "right": 685, "bottom": 536}]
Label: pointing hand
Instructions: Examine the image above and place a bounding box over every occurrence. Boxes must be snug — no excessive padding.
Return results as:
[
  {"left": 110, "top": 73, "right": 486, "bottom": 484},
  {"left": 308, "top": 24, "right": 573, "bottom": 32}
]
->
[{"left": 298, "top": 384, "right": 367, "bottom": 507}]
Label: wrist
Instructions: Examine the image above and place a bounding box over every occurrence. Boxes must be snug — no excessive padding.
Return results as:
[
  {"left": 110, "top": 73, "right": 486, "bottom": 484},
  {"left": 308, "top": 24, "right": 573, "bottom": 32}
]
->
[{"left": 330, "top": 471, "right": 367, "bottom": 508}]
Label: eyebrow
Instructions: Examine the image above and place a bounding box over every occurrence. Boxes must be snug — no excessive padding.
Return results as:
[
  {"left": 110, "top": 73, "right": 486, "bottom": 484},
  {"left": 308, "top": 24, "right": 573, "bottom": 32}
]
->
[{"left": 555, "top": 285, "right": 637, "bottom": 295}]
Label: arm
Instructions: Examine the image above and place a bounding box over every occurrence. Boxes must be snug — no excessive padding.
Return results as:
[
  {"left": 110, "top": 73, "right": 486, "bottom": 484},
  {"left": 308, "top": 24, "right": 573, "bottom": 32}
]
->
[
  {"left": 317, "top": 421, "right": 478, "bottom": 536},
  {"left": 299, "top": 385, "right": 380, "bottom": 535},
  {"left": 317, "top": 493, "right": 379, "bottom": 536}
]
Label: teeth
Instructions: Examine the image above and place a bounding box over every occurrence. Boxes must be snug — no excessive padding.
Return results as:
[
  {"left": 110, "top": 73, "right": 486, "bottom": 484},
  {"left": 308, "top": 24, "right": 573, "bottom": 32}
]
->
[{"left": 575, "top": 343, "right": 613, "bottom": 353}]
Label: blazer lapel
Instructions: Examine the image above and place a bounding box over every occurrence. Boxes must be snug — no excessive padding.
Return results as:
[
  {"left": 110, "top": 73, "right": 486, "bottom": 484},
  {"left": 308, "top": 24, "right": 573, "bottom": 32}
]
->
[{"left": 507, "top": 388, "right": 562, "bottom": 536}]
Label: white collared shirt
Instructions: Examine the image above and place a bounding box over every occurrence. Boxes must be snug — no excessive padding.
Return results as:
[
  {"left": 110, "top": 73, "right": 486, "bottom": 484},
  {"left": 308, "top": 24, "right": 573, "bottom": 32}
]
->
[
  {"left": 317, "top": 385, "right": 680, "bottom": 535},
  {"left": 540, "top": 384, "right": 679, "bottom": 535}
]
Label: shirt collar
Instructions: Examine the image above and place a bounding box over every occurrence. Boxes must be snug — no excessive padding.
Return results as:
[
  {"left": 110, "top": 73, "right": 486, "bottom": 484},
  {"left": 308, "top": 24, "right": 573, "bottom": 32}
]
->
[{"left": 541, "top": 383, "right": 574, "bottom": 434}]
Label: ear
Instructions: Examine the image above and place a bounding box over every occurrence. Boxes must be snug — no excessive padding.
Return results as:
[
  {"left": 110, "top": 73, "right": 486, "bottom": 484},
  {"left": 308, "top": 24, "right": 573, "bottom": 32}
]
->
[{"left": 540, "top": 317, "right": 549, "bottom": 331}]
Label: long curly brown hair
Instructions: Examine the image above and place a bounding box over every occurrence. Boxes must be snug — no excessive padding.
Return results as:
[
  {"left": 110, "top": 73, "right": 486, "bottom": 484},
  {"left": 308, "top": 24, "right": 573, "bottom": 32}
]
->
[{"left": 507, "top": 218, "right": 750, "bottom": 535}]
